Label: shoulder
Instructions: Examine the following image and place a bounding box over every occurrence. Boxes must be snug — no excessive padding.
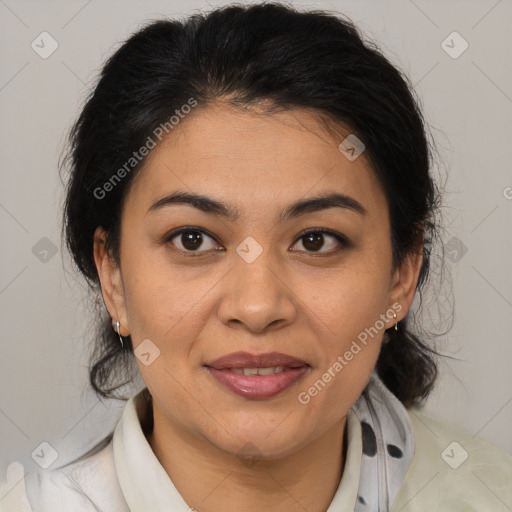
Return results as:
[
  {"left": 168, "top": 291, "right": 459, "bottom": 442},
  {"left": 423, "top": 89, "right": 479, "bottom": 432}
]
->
[
  {"left": 1, "top": 436, "right": 128, "bottom": 512},
  {"left": 392, "top": 407, "right": 512, "bottom": 511}
]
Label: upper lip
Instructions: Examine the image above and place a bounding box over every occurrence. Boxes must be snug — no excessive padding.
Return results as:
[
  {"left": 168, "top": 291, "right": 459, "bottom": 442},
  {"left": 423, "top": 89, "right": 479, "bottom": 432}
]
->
[{"left": 205, "top": 351, "right": 309, "bottom": 370}]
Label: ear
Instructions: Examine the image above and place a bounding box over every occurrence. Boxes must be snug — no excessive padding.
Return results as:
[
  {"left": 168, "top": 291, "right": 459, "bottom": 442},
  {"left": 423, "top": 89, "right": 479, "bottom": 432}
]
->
[
  {"left": 93, "top": 226, "right": 130, "bottom": 336},
  {"left": 389, "top": 234, "right": 424, "bottom": 323}
]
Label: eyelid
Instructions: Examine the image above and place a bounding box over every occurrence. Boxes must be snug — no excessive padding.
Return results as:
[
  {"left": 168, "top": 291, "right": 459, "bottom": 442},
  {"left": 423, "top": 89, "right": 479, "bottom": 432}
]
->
[
  {"left": 164, "top": 226, "right": 219, "bottom": 242},
  {"left": 293, "top": 227, "right": 350, "bottom": 247}
]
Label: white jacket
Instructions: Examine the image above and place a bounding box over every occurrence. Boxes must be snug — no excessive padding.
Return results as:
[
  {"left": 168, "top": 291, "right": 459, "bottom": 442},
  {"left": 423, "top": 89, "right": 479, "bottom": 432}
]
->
[{"left": 1, "top": 389, "right": 511, "bottom": 511}]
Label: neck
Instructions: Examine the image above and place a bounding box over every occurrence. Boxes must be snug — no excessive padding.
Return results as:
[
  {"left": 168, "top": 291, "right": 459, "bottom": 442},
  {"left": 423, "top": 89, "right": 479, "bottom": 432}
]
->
[{"left": 146, "top": 403, "right": 348, "bottom": 512}]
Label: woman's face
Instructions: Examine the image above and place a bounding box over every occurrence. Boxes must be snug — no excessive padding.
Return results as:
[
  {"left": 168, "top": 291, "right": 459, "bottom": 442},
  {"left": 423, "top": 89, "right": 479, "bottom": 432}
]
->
[{"left": 95, "top": 103, "right": 420, "bottom": 459}]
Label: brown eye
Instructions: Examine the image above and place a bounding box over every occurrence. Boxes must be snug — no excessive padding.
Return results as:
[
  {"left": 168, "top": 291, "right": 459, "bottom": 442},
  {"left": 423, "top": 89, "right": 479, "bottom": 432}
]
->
[
  {"left": 291, "top": 229, "right": 348, "bottom": 254},
  {"left": 167, "top": 228, "right": 219, "bottom": 253}
]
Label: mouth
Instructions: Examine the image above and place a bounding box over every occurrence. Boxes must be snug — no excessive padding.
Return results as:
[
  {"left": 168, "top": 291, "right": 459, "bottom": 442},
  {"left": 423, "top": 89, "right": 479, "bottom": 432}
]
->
[{"left": 204, "top": 351, "right": 310, "bottom": 399}]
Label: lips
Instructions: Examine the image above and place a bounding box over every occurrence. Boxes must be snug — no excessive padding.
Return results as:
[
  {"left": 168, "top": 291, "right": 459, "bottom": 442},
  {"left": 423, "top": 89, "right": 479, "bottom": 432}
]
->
[
  {"left": 205, "top": 351, "right": 309, "bottom": 370},
  {"left": 204, "top": 351, "right": 310, "bottom": 399}
]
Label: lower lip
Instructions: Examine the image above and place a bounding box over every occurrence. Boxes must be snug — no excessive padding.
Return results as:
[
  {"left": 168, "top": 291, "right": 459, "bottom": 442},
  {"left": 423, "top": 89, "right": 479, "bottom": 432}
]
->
[{"left": 206, "top": 366, "right": 309, "bottom": 399}]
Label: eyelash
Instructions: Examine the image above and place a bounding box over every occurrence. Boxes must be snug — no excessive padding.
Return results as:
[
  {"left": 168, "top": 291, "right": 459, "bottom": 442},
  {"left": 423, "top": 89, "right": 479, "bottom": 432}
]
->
[{"left": 163, "top": 226, "right": 350, "bottom": 257}]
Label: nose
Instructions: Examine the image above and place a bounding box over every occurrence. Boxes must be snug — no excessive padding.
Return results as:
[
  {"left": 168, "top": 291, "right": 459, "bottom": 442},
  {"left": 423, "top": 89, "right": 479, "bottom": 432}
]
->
[{"left": 216, "top": 247, "right": 297, "bottom": 334}]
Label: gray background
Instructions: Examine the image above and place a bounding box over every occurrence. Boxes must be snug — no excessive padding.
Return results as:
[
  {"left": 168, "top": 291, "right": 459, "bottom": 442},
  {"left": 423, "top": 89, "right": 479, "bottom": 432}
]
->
[{"left": 1, "top": 0, "right": 511, "bottom": 482}]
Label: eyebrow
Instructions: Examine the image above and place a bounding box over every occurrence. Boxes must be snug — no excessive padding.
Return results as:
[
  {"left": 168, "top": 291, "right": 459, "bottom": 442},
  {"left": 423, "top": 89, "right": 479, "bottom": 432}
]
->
[{"left": 147, "top": 190, "right": 367, "bottom": 221}]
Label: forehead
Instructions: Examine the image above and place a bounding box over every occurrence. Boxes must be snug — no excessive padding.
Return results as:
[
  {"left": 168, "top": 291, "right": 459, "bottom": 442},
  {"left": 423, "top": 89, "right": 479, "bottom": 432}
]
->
[{"left": 126, "top": 103, "right": 387, "bottom": 220}]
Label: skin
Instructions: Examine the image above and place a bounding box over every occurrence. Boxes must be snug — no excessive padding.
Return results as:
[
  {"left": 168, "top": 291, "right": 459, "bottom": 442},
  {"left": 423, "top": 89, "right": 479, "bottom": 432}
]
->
[{"left": 94, "top": 102, "right": 422, "bottom": 512}]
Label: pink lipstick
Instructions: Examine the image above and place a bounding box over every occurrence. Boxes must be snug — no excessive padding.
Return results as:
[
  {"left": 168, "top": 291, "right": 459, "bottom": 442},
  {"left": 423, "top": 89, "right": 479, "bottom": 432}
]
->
[{"left": 205, "top": 351, "right": 310, "bottom": 399}]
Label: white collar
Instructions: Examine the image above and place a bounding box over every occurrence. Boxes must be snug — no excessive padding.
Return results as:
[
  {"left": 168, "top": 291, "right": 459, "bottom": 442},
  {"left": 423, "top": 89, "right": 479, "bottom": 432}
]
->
[{"left": 113, "top": 390, "right": 363, "bottom": 511}]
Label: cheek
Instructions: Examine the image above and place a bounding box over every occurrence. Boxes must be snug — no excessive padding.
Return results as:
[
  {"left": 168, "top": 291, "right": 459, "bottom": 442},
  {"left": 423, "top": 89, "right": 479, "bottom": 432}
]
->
[
  {"left": 120, "top": 247, "right": 223, "bottom": 353},
  {"left": 294, "top": 254, "right": 392, "bottom": 409},
  {"left": 301, "top": 256, "right": 392, "bottom": 343}
]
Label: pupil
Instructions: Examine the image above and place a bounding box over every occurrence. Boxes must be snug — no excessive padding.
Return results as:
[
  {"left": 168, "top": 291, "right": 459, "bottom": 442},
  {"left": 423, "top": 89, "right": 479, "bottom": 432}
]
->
[
  {"left": 182, "top": 231, "right": 202, "bottom": 250},
  {"left": 303, "top": 233, "right": 323, "bottom": 251}
]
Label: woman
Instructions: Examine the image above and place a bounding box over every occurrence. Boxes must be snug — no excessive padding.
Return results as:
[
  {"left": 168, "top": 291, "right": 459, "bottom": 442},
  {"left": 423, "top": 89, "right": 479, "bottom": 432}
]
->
[{"left": 1, "top": 2, "right": 510, "bottom": 511}]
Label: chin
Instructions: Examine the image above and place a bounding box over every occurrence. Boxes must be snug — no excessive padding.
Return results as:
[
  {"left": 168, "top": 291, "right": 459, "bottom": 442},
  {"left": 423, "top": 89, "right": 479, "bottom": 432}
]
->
[{"left": 210, "top": 420, "right": 310, "bottom": 461}]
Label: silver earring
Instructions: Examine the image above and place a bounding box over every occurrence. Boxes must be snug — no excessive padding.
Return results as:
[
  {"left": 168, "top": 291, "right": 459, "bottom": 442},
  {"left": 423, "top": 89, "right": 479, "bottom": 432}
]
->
[
  {"left": 393, "top": 312, "right": 398, "bottom": 331},
  {"left": 115, "top": 320, "right": 124, "bottom": 348}
]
